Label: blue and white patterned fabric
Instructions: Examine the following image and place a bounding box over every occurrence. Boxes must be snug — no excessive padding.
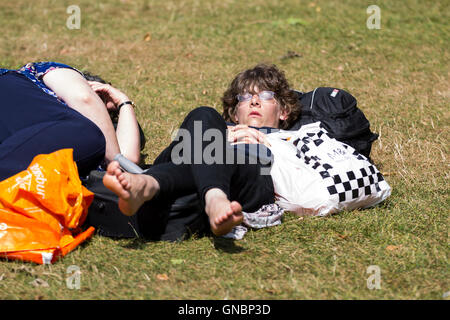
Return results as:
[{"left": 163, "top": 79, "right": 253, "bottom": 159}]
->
[
  {"left": 0, "top": 62, "right": 82, "bottom": 105},
  {"left": 223, "top": 203, "right": 285, "bottom": 240}
]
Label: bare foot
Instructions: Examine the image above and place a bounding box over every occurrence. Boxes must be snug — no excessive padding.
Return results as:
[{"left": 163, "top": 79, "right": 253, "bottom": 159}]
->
[
  {"left": 102, "top": 161, "right": 159, "bottom": 216},
  {"left": 204, "top": 188, "right": 243, "bottom": 236}
]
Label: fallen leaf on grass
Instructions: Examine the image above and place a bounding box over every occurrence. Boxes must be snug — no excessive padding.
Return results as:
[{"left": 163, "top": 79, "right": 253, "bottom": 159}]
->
[
  {"left": 156, "top": 273, "right": 169, "bottom": 281},
  {"left": 265, "top": 288, "right": 281, "bottom": 295},
  {"left": 336, "top": 233, "right": 349, "bottom": 240},
  {"left": 386, "top": 245, "right": 403, "bottom": 251},
  {"left": 59, "top": 48, "right": 69, "bottom": 55},
  {"left": 143, "top": 33, "right": 151, "bottom": 42}
]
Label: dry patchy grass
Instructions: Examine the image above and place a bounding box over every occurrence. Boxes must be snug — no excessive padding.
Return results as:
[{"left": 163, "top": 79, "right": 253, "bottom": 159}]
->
[{"left": 0, "top": 0, "right": 448, "bottom": 300}]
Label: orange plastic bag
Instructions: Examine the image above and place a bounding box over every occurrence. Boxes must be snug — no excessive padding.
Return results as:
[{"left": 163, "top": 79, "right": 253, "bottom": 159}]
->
[{"left": 0, "top": 149, "right": 95, "bottom": 264}]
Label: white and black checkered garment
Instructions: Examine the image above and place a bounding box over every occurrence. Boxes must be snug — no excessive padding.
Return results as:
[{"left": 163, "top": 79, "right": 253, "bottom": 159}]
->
[{"left": 292, "top": 129, "right": 386, "bottom": 203}]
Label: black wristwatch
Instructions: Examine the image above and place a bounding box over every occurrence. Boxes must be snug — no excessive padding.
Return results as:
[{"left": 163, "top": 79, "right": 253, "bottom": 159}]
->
[{"left": 117, "top": 100, "right": 135, "bottom": 111}]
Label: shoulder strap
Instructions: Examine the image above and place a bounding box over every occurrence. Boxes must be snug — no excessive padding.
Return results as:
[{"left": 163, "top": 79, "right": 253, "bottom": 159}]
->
[{"left": 309, "top": 87, "right": 319, "bottom": 109}]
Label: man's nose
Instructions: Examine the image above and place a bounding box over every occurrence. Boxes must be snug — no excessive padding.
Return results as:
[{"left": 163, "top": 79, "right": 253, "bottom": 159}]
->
[{"left": 250, "top": 94, "right": 261, "bottom": 107}]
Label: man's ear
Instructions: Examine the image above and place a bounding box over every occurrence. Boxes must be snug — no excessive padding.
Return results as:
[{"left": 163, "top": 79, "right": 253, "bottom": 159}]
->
[
  {"left": 232, "top": 109, "right": 239, "bottom": 123},
  {"left": 279, "top": 108, "right": 289, "bottom": 121}
]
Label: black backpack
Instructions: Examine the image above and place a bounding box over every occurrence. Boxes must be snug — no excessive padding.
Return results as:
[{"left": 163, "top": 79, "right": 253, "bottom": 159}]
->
[{"left": 289, "top": 87, "right": 379, "bottom": 159}]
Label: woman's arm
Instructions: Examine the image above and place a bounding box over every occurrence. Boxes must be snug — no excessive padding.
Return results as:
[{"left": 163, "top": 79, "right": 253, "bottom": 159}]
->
[
  {"left": 88, "top": 81, "right": 141, "bottom": 164},
  {"left": 42, "top": 68, "right": 121, "bottom": 163}
]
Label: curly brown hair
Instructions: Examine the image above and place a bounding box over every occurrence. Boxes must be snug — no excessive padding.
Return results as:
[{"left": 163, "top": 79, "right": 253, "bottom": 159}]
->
[{"left": 222, "top": 64, "right": 300, "bottom": 129}]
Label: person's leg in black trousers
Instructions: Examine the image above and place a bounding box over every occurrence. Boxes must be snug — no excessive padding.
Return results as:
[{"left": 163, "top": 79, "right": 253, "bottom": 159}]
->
[
  {"left": 150, "top": 106, "right": 273, "bottom": 211},
  {"left": 103, "top": 106, "right": 274, "bottom": 235}
]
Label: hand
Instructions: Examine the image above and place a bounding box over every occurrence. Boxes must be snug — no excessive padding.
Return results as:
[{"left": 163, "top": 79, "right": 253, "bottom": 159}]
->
[
  {"left": 227, "top": 125, "right": 271, "bottom": 147},
  {"left": 88, "top": 81, "right": 130, "bottom": 112}
]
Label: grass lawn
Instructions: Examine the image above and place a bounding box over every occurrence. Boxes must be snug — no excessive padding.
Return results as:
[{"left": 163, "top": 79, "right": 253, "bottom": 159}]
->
[{"left": 0, "top": 0, "right": 448, "bottom": 300}]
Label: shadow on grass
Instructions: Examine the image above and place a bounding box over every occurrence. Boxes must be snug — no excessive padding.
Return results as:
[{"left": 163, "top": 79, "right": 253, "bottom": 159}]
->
[
  {"left": 119, "top": 238, "right": 148, "bottom": 250},
  {"left": 91, "top": 231, "right": 247, "bottom": 253},
  {"left": 212, "top": 237, "right": 246, "bottom": 254}
]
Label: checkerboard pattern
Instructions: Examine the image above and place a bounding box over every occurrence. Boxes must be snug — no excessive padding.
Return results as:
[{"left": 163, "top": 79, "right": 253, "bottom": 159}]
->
[
  {"left": 293, "top": 128, "right": 386, "bottom": 203},
  {"left": 325, "top": 165, "right": 385, "bottom": 202}
]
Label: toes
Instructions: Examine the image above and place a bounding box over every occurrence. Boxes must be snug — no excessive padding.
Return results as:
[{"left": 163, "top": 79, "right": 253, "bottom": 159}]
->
[
  {"left": 122, "top": 179, "right": 131, "bottom": 190},
  {"left": 107, "top": 161, "right": 120, "bottom": 174},
  {"left": 114, "top": 168, "right": 123, "bottom": 177},
  {"left": 215, "top": 215, "right": 225, "bottom": 225},
  {"left": 117, "top": 173, "right": 131, "bottom": 189},
  {"left": 214, "top": 209, "right": 237, "bottom": 225},
  {"left": 230, "top": 201, "right": 243, "bottom": 215},
  {"left": 106, "top": 165, "right": 115, "bottom": 175}
]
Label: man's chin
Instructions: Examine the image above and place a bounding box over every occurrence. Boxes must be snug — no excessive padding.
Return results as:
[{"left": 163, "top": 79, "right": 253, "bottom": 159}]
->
[{"left": 247, "top": 119, "right": 263, "bottom": 128}]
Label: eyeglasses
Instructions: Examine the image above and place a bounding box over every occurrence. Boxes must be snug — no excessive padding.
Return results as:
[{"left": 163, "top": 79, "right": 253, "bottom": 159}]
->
[{"left": 236, "top": 90, "right": 276, "bottom": 103}]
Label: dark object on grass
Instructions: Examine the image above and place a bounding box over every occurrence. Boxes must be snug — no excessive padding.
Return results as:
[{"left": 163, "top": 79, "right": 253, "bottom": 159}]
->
[
  {"left": 280, "top": 51, "right": 302, "bottom": 60},
  {"left": 81, "top": 170, "right": 209, "bottom": 242},
  {"left": 289, "top": 87, "right": 379, "bottom": 159}
]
